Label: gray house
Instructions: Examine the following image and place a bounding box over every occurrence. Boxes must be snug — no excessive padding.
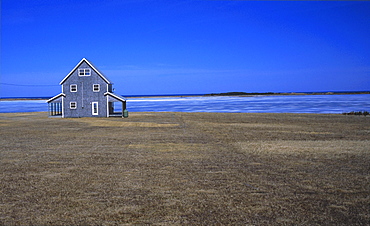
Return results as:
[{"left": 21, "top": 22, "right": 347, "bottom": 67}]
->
[{"left": 47, "top": 58, "right": 127, "bottom": 118}]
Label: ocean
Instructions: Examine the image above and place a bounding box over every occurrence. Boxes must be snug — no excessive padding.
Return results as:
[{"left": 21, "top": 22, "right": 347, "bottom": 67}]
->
[{"left": 0, "top": 94, "right": 369, "bottom": 114}]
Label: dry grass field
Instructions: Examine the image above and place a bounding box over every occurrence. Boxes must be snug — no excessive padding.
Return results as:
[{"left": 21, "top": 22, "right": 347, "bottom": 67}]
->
[{"left": 0, "top": 112, "right": 369, "bottom": 225}]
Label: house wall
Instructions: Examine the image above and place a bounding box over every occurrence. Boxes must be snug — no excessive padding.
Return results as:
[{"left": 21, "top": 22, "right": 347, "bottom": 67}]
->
[{"left": 62, "top": 62, "right": 108, "bottom": 117}]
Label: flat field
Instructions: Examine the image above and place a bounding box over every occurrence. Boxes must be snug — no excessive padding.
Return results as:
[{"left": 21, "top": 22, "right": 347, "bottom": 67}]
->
[{"left": 0, "top": 112, "right": 369, "bottom": 225}]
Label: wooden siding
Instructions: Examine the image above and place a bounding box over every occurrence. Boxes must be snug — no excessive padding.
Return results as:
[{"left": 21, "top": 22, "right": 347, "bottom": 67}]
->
[{"left": 62, "top": 62, "right": 108, "bottom": 117}]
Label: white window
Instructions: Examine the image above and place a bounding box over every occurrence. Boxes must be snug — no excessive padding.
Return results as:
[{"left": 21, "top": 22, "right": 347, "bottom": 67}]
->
[
  {"left": 93, "top": 84, "right": 100, "bottom": 92},
  {"left": 78, "top": 68, "right": 91, "bottom": 76},
  {"left": 92, "top": 102, "right": 98, "bottom": 115},
  {"left": 70, "top": 102, "right": 77, "bottom": 109},
  {"left": 70, "top": 84, "right": 77, "bottom": 92}
]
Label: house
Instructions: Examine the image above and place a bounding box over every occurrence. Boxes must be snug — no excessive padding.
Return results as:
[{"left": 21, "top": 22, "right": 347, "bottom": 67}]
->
[{"left": 47, "top": 58, "right": 127, "bottom": 118}]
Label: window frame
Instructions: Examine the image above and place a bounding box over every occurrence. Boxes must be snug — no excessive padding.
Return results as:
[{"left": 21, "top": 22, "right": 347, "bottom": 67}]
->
[
  {"left": 92, "top": 102, "right": 99, "bottom": 115},
  {"left": 70, "top": 84, "right": 77, "bottom": 92},
  {"left": 70, "top": 102, "right": 77, "bottom": 109},
  {"left": 78, "top": 68, "right": 91, "bottom": 76},
  {"left": 93, "top": 84, "right": 100, "bottom": 92}
]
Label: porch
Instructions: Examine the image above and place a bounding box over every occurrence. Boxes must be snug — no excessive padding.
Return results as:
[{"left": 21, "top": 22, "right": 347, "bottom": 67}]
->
[
  {"left": 108, "top": 101, "right": 127, "bottom": 117},
  {"left": 48, "top": 102, "right": 62, "bottom": 117},
  {"left": 105, "top": 92, "right": 128, "bottom": 118},
  {"left": 47, "top": 93, "right": 65, "bottom": 117}
]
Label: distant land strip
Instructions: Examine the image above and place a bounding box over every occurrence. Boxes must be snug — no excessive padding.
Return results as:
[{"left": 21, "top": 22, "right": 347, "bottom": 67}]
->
[{"left": 204, "top": 91, "right": 370, "bottom": 96}]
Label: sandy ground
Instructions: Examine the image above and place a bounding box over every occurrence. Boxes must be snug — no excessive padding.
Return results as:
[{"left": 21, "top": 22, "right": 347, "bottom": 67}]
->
[{"left": 0, "top": 112, "right": 369, "bottom": 225}]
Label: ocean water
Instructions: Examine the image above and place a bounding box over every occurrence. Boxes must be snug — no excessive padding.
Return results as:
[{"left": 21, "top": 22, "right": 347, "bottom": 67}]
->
[{"left": 0, "top": 94, "right": 369, "bottom": 114}]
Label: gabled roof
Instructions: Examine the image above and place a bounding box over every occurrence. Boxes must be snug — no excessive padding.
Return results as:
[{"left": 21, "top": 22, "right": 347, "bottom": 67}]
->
[
  {"left": 47, "top": 93, "right": 66, "bottom": 103},
  {"left": 60, "top": 58, "right": 112, "bottom": 85},
  {"left": 104, "top": 92, "right": 127, "bottom": 102}
]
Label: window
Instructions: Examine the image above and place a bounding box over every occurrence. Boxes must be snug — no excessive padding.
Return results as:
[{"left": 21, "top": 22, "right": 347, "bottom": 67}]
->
[
  {"left": 78, "top": 68, "right": 91, "bottom": 76},
  {"left": 70, "top": 102, "right": 77, "bottom": 109},
  {"left": 92, "top": 102, "right": 98, "bottom": 115},
  {"left": 93, "top": 84, "right": 100, "bottom": 92},
  {"left": 70, "top": 84, "right": 77, "bottom": 92}
]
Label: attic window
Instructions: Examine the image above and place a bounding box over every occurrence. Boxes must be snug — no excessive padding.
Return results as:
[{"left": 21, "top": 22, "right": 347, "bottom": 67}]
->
[{"left": 79, "top": 68, "right": 91, "bottom": 76}]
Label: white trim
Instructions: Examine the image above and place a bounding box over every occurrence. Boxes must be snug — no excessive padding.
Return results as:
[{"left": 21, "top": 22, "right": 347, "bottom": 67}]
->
[
  {"left": 70, "top": 84, "right": 77, "bottom": 92},
  {"left": 104, "top": 92, "right": 127, "bottom": 102},
  {"left": 106, "top": 95, "right": 109, "bottom": 117},
  {"left": 93, "top": 84, "right": 100, "bottom": 92},
  {"left": 47, "top": 93, "right": 65, "bottom": 103},
  {"left": 92, "top": 102, "right": 99, "bottom": 115},
  {"left": 60, "top": 58, "right": 111, "bottom": 84},
  {"left": 62, "top": 96, "right": 65, "bottom": 118},
  {"left": 70, "top": 102, "right": 77, "bottom": 109}
]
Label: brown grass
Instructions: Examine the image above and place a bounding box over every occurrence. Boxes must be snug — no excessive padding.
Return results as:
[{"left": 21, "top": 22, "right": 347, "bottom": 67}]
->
[{"left": 0, "top": 112, "right": 369, "bottom": 225}]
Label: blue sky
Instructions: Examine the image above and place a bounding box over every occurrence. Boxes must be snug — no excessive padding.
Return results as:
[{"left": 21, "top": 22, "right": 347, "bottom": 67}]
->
[{"left": 1, "top": 0, "right": 369, "bottom": 97}]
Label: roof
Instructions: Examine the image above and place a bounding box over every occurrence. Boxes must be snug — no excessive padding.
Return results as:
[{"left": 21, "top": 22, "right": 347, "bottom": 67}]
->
[
  {"left": 47, "top": 93, "right": 66, "bottom": 103},
  {"left": 104, "top": 92, "right": 127, "bottom": 102},
  {"left": 60, "top": 58, "right": 112, "bottom": 85}
]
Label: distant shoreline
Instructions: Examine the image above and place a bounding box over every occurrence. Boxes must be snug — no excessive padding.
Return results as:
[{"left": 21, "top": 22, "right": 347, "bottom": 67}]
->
[
  {"left": 204, "top": 91, "right": 370, "bottom": 97},
  {"left": 1, "top": 91, "right": 369, "bottom": 101}
]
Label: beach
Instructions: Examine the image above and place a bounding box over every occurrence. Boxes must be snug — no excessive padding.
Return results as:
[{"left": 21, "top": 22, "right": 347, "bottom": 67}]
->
[{"left": 1, "top": 112, "right": 369, "bottom": 224}]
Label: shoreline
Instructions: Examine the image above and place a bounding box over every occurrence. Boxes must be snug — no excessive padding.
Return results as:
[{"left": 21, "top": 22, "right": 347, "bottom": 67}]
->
[
  {"left": 0, "top": 111, "right": 367, "bottom": 116},
  {"left": 1, "top": 91, "right": 369, "bottom": 101}
]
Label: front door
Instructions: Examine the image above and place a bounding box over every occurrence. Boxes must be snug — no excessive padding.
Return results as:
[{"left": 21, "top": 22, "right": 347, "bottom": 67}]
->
[{"left": 92, "top": 102, "right": 98, "bottom": 115}]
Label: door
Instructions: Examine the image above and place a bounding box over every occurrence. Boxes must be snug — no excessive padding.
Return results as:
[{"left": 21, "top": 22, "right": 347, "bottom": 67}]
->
[{"left": 92, "top": 102, "right": 98, "bottom": 115}]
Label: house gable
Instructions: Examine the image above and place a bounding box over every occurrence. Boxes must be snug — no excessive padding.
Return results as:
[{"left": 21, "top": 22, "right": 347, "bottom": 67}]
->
[
  {"left": 62, "top": 65, "right": 109, "bottom": 117},
  {"left": 60, "top": 58, "right": 111, "bottom": 85}
]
